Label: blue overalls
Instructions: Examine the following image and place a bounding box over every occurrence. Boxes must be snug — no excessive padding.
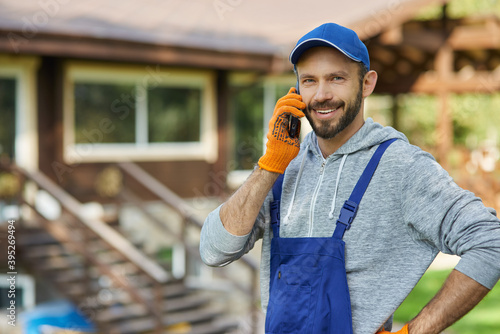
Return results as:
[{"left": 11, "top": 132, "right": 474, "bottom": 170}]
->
[{"left": 265, "top": 139, "right": 396, "bottom": 334}]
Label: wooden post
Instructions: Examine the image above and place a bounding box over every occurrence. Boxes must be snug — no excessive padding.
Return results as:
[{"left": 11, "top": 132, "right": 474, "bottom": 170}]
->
[
  {"left": 214, "top": 70, "right": 229, "bottom": 196},
  {"left": 391, "top": 95, "right": 400, "bottom": 131},
  {"left": 435, "top": 44, "right": 454, "bottom": 169}
]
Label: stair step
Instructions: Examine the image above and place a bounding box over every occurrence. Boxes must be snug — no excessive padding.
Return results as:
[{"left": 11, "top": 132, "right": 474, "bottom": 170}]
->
[
  {"left": 18, "top": 229, "right": 59, "bottom": 246},
  {"left": 110, "top": 306, "right": 224, "bottom": 334},
  {"left": 185, "top": 317, "right": 241, "bottom": 334},
  {"left": 29, "top": 254, "right": 84, "bottom": 271},
  {"left": 142, "top": 281, "right": 191, "bottom": 299},
  {"left": 21, "top": 244, "right": 71, "bottom": 259},
  {"left": 61, "top": 279, "right": 188, "bottom": 305},
  {"left": 97, "top": 293, "right": 212, "bottom": 322}
]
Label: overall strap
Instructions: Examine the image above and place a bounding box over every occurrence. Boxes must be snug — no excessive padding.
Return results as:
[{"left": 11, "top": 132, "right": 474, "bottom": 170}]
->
[
  {"left": 270, "top": 173, "right": 284, "bottom": 237},
  {"left": 333, "top": 138, "right": 397, "bottom": 239}
]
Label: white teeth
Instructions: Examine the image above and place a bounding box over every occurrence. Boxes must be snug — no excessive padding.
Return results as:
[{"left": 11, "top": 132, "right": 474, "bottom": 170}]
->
[{"left": 316, "top": 108, "right": 337, "bottom": 114}]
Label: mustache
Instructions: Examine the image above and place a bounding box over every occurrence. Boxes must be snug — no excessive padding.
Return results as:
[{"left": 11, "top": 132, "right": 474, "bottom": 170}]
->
[{"left": 308, "top": 100, "right": 345, "bottom": 110}]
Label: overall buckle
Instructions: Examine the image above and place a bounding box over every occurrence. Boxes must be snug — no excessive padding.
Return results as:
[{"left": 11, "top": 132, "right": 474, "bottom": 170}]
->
[
  {"left": 336, "top": 200, "right": 359, "bottom": 230},
  {"left": 270, "top": 200, "right": 280, "bottom": 225}
]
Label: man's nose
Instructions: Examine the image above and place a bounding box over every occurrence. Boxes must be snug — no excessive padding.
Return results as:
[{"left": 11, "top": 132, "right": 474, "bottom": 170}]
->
[{"left": 313, "top": 82, "right": 333, "bottom": 102}]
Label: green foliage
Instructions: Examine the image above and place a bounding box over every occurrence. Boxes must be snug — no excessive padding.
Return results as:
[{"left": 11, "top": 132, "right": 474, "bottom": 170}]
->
[
  {"left": 373, "top": 92, "right": 500, "bottom": 153},
  {"left": 397, "top": 94, "right": 438, "bottom": 149},
  {"left": 416, "top": 0, "right": 500, "bottom": 20},
  {"left": 447, "top": 0, "right": 500, "bottom": 18},
  {"left": 394, "top": 269, "right": 500, "bottom": 333},
  {"left": 451, "top": 93, "right": 500, "bottom": 148}
]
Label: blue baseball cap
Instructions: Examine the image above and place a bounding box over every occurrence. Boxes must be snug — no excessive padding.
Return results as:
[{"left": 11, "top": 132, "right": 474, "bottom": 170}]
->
[{"left": 290, "top": 23, "right": 370, "bottom": 70}]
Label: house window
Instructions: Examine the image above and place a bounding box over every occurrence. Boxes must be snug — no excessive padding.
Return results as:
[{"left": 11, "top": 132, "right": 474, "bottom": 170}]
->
[
  {"left": 148, "top": 87, "right": 201, "bottom": 143},
  {"left": 229, "top": 80, "right": 264, "bottom": 171},
  {"left": 65, "top": 64, "right": 217, "bottom": 163},
  {"left": 227, "top": 74, "right": 297, "bottom": 188},
  {"left": 74, "top": 82, "right": 136, "bottom": 144},
  {"left": 0, "top": 78, "right": 16, "bottom": 159}
]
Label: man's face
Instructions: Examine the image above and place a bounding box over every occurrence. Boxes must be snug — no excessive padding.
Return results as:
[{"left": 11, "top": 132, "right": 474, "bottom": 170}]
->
[{"left": 296, "top": 47, "right": 365, "bottom": 140}]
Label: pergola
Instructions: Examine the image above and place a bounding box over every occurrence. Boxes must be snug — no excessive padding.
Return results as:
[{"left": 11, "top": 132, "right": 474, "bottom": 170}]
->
[{"left": 364, "top": 10, "right": 500, "bottom": 168}]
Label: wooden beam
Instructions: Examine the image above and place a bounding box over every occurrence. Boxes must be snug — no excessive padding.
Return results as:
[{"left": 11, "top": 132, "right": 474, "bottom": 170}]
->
[
  {"left": 375, "top": 69, "right": 500, "bottom": 94},
  {"left": 448, "top": 18, "right": 500, "bottom": 50},
  {"left": 411, "top": 71, "right": 500, "bottom": 93},
  {"left": 0, "top": 30, "right": 274, "bottom": 72},
  {"left": 377, "top": 17, "right": 500, "bottom": 52},
  {"left": 399, "top": 30, "right": 446, "bottom": 52}
]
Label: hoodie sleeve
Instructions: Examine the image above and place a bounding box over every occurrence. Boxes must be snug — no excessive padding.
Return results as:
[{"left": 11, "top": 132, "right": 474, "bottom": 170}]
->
[
  {"left": 401, "top": 149, "right": 500, "bottom": 289},
  {"left": 200, "top": 196, "right": 269, "bottom": 267}
]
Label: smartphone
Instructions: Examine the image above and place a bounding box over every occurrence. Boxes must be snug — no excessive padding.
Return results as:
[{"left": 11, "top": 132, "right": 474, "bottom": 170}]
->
[{"left": 288, "top": 83, "right": 301, "bottom": 138}]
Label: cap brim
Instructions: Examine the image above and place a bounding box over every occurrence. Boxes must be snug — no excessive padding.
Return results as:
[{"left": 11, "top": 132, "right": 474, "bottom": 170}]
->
[{"left": 289, "top": 38, "right": 362, "bottom": 65}]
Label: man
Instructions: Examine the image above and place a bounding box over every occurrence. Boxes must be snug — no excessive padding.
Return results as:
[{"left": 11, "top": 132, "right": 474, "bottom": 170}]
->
[{"left": 200, "top": 23, "right": 500, "bottom": 333}]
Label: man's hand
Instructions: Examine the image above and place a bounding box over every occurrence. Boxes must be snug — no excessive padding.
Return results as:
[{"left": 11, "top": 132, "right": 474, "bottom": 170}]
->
[
  {"left": 258, "top": 87, "right": 305, "bottom": 174},
  {"left": 378, "top": 324, "right": 408, "bottom": 334}
]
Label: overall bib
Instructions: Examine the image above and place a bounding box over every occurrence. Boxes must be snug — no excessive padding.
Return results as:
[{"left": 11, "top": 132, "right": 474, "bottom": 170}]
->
[{"left": 265, "top": 139, "right": 396, "bottom": 334}]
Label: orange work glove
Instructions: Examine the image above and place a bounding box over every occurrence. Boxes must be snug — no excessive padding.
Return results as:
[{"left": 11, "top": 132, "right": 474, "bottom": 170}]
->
[
  {"left": 257, "top": 87, "right": 305, "bottom": 174},
  {"left": 378, "top": 324, "right": 409, "bottom": 334}
]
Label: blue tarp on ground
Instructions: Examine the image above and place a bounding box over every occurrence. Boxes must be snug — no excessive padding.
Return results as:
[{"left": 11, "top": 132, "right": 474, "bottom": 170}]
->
[{"left": 21, "top": 300, "right": 96, "bottom": 334}]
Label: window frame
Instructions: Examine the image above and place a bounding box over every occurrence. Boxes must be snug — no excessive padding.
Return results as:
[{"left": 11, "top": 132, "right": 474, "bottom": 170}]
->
[
  {"left": 0, "top": 55, "right": 39, "bottom": 171},
  {"left": 63, "top": 62, "right": 217, "bottom": 163}
]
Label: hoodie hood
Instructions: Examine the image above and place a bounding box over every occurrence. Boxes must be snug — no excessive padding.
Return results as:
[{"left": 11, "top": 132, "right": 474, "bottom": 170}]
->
[{"left": 303, "top": 117, "right": 409, "bottom": 158}]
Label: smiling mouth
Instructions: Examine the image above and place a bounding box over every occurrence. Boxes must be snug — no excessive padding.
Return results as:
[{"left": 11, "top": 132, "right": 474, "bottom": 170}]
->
[{"left": 314, "top": 107, "right": 340, "bottom": 115}]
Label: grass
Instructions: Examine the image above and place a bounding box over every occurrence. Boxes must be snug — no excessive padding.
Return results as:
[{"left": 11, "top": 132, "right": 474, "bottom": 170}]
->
[{"left": 393, "top": 269, "right": 500, "bottom": 333}]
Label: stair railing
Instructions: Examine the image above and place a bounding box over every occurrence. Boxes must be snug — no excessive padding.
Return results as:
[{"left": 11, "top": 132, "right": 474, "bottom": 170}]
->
[{"left": 5, "top": 163, "right": 168, "bottom": 333}]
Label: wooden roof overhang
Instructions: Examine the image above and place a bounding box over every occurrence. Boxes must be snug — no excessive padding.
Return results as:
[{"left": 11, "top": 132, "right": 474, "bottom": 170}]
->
[{"left": 0, "top": 29, "right": 275, "bottom": 72}]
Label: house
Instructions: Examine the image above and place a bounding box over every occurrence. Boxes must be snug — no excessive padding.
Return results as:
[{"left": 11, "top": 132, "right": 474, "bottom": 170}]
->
[{"left": 0, "top": 0, "right": 499, "bottom": 332}]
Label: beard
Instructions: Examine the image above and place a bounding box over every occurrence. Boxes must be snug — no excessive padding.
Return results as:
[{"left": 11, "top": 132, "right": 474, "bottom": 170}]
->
[{"left": 304, "top": 87, "right": 363, "bottom": 140}]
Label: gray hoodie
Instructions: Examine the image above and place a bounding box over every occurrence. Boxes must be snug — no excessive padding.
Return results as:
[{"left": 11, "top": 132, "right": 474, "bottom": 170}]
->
[{"left": 200, "top": 118, "right": 500, "bottom": 333}]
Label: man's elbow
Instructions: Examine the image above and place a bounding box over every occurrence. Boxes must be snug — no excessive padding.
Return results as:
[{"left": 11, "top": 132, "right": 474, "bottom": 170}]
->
[
  {"left": 199, "top": 249, "right": 232, "bottom": 267},
  {"left": 199, "top": 236, "right": 233, "bottom": 267}
]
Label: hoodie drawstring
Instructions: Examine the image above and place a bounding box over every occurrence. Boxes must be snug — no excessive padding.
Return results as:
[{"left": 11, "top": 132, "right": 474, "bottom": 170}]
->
[
  {"left": 329, "top": 154, "right": 348, "bottom": 219},
  {"left": 283, "top": 144, "right": 309, "bottom": 224}
]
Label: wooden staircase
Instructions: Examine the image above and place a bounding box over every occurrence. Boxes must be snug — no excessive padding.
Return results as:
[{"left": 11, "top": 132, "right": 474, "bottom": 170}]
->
[{"left": 4, "top": 163, "right": 259, "bottom": 333}]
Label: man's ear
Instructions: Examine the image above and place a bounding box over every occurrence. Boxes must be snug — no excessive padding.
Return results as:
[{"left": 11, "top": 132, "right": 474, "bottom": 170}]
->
[{"left": 362, "top": 70, "right": 378, "bottom": 98}]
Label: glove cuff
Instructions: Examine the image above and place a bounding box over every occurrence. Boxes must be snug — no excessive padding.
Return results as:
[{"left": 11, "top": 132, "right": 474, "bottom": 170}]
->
[{"left": 258, "top": 143, "right": 299, "bottom": 174}]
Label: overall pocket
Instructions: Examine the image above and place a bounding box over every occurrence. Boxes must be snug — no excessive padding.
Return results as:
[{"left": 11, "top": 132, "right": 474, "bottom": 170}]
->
[{"left": 266, "top": 264, "right": 323, "bottom": 333}]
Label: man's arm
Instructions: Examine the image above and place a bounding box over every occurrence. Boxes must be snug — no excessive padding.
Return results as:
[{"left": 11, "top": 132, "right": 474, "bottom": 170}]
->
[
  {"left": 383, "top": 270, "right": 491, "bottom": 334},
  {"left": 408, "top": 269, "right": 489, "bottom": 334},
  {"left": 200, "top": 87, "right": 305, "bottom": 266},
  {"left": 390, "top": 149, "right": 500, "bottom": 333},
  {"left": 220, "top": 168, "right": 278, "bottom": 236}
]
